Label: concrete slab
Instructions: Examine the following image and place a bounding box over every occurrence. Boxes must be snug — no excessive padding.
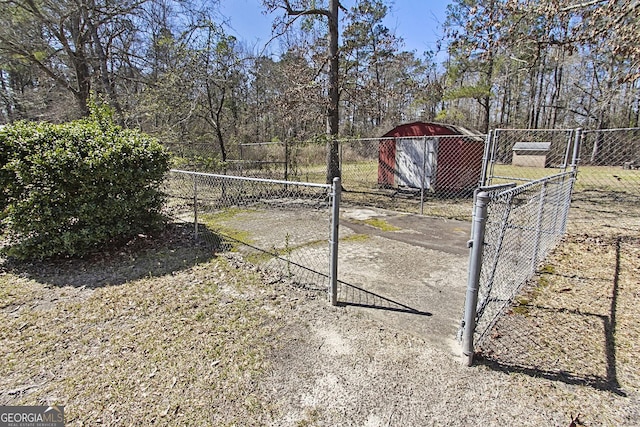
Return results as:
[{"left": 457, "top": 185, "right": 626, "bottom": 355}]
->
[
  {"left": 208, "top": 205, "right": 471, "bottom": 352},
  {"left": 337, "top": 207, "right": 470, "bottom": 351}
]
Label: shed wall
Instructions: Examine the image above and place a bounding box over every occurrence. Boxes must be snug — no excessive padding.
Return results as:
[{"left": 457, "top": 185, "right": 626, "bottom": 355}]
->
[{"left": 377, "top": 122, "right": 484, "bottom": 194}]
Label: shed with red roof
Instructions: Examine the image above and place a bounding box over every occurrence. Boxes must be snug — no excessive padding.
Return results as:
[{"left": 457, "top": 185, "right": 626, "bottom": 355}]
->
[{"left": 378, "top": 122, "right": 485, "bottom": 195}]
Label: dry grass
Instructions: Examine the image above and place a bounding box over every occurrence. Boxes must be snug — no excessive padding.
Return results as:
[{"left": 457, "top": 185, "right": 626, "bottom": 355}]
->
[
  {"left": 479, "top": 235, "right": 639, "bottom": 382},
  {"left": 476, "top": 206, "right": 640, "bottom": 426},
  {"left": 1, "top": 217, "right": 637, "bottom": 426},
  {"left": 1, "top": 168, "right": 640, "bottom": 425},
  {"left": 462, "top": 163, "right": 640, "bottom": 425},
  {"left": 0, "top": 228, "right": 297, "bottom": 425}
]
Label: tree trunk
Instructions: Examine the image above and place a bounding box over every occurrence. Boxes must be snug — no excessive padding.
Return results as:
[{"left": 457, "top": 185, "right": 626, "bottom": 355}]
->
[
  {"left": 81, "top": 0, "right": 124, "bottom": 124},
  {"left": 325, "top": 0, "right": 341, "bottom": 183},
  {"left": 206, "top": 82, "right": 227, "bottom": 162},
  {"left": 0, "top": 70, "right": 15, "bottom": 122}
]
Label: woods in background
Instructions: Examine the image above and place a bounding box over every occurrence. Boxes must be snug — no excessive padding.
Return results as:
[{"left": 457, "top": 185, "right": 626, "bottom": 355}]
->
[{"left": 0, "top": 0, "right": 638, "bottom": 157}]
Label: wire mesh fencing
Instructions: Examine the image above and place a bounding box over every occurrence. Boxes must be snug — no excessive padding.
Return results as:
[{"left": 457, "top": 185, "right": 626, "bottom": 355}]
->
[
  {"left": 235, "top": 142, "right": 289, "bottom": 180},
  {"left": 164, "top": 142, "right": 228, "bottom": 173},
  {"left": 571, "top": 128, "right": 640, "bottom": 233},
  {"left": 165, "top": 134, "right": 487, "bottom": 219},
  {"left": 340, "top": 135, "right": 486, "bottom": 195},
  {"left": 483, "top": 128, "right": 577, "bottom": 185},
  {"left": 337, "top": 135, "right": 486, "bottom": 218},
  {"left": 460, "top": 171, "right": 576, "bottom": 364},
  {"left": 164, "top": 142, "right": 288, "bottom": 179},
  {"left": 481, "top": 127, "right": 640, "bottom": 233},
  {"left": 163, "top": 170, "right": 339, "bottom": 294}
]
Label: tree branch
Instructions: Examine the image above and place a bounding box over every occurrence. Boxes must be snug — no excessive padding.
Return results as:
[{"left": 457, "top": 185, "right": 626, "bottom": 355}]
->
[
  {"left": 280, "top": 0, "right": 331, "bottom": 18},
  {"left": 560, "top": 0, "right": 607, "bottom": 12},
  {"left": 0, "top": 36, "right": 79, "bottom": 97}
]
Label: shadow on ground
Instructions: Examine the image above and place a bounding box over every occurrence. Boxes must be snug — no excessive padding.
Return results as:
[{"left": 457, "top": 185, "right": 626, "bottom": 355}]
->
[
  {"left": 571, "top": 188, "right": 640, "bottom": 219},
  {"left": 338, "top": 281, "right": 432, "bottom": 316},
  {"left": 1, "top": 223, "right": 219, "bottom": 288},
  {"left": 476, "top": 235, "right": 633, "bottom": 397}
]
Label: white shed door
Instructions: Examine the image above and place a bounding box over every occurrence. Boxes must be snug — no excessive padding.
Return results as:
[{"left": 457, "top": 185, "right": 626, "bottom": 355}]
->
[{"left": 395, "top": 138, "right": 437, "bottom": 189}]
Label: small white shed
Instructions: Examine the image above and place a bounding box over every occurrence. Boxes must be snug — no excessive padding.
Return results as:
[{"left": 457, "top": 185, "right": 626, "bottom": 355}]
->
[{"left": 512, "top": 142, "right": 551, "bottom": 168}]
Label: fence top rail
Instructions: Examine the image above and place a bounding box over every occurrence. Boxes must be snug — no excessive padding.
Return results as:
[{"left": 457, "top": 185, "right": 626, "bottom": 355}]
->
[
  {"left": 495, "top": 171, "right": 575, "bottom": 198},
  {"left": 582, "top": 127, "right": 640, "bottom": 134},
  {"left": 226, "top": 160, "right": 286, "bottom": 164},
  {"left": 234, "top": 135, "right": 488, "bottom": 146},
  {"left": 169, "top": 169, "right": 333, "bottom": 189},
  {"left": 494, "top": 128, "right": 575, "bottom": 132},
  {"left": 165, "top": 135, "right": 489, "bottom": 148},
  {"left": 478, "top": 182, "right": 518, "bottom": 192},
  {"left": 239, "top": 141, "right": 285, "bottom": 146},
  {"left": 337, "top": 134, "right": 487, "bottom": 143}
]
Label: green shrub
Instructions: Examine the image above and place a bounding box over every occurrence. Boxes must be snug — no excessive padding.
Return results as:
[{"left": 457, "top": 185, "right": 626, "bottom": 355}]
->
[{"left": 0, "top": 115, "right": 170, "bottom": 260}]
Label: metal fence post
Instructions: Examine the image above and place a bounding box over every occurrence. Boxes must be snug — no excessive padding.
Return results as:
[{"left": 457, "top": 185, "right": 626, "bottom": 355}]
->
[
  {"left": 339, "top": 139, "right": 344, "bottom": 177},
  {"left": 480, "top": 130, "right": 493, "bottom": 187},
  {"left": 420, "top": 136, "right": 427, "bottom": 215},
  {"left": 571, "top": 128, "right": 582, "bottom": 171},
  {"left": 284, "top": 139, "right": 289, "bottom": 181},
  {"left": 329, "top": 177, "right": 341, "bottom": 306},
  {"left": 462, "top": 191, "right": 490, "bottom": 366},
  {"left": 488, "top": 129, "right": 501, "bottom": 185},
  {"left": 568, "top": 128, "right": 582, "bottom": 222},
  {"left": 531, "top": 181, "right": 548, "bottom": 275},
  {"left": 193, "top": 174, "right": 199, "bottom": 241}
]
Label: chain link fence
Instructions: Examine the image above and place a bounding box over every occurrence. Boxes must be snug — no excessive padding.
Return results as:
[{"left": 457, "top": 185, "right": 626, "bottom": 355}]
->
[
  {"left": 483, "top": 128, "right": 577, "bottom": 185},
  {"left": 164, "top": 142, "right": 289, "bottom": 180},
  {"left": 461, "top": 126, "right": 639, "bottom": 365},
  {"left": 164, "top": 142, "right": 228, "bottom": 173},
  {"left": 283, "top": 135, "right": 486, "bottom": 218},
  {"left": 163, "top": 127, "right": 637, "bottom": 367},
  {"left": 460, "top": 171, "right": 576, "bottom": 365},
  {"left": 481, "top": 127, "right": 640, "bottom": 232},
  {"left": 571, "top": 128, "right": 640, "bottom": 232},
  {"left": 163, "top": 170, "right": 339, "bottom": 294},
  {"left": 165, "top": 134, "right": 486, "bottom": 220},
  {"left": 164, "top": 127, "right": 638, "bottom": 224},
  {"left": 339, "top": 135, "right": 485, "bottom": 214}
]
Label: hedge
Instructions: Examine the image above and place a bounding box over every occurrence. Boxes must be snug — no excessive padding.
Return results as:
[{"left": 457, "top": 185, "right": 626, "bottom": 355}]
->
[{"left": 0, "top": 115, "right": 170, "bottom": 259}]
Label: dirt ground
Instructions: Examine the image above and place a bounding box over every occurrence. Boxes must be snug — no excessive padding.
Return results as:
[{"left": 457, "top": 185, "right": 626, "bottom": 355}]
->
[{"left": 0, "top": 212, "right": 640, "bottom": 427}]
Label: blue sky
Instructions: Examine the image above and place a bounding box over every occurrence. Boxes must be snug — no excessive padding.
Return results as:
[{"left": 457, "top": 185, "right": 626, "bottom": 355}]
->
[{"left": 219, "top": 0, "right": 449, "bottom": 58}]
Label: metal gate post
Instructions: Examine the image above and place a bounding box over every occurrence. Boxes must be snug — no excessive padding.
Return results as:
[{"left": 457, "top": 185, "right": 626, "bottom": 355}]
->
[
  {"left": 462, "top": 191, "right": 490, "bottom": 366},
  {"left": 487, "top": 129, "right": 501, "bottom": 186},
  {"left": 420, "top": 136, "right": 427, "bottom": 215},
  {"left": 329, "top": 177, "right": 341, "bottom": 306},
  {"left": 559, "top": 128, "right": 582, "bottom": 235},
  {"left": 193, "top": 174, "right": 199, "bottom": 241},
  {"left": 571, "top": 128, "right": 582, "bottom": 171},
  {"left": 339, "top": 139, "right": 344, "bottom": 177},
  {"left": 284, "top": 139, "right": 289, "bottom": 181},
  {"left": 562, "top": 170, "right": 577, "bottom": 234}
]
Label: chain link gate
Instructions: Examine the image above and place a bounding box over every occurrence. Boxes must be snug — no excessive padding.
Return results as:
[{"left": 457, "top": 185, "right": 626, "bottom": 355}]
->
[
  {"left": 163, "top": 170, "right": 341, "bottom": 301},
  {"left": 163, "top": 127, "right": 638, "bottom": 366},
  {"left": 463, "top": 126, "right": 640, "bottom": 364},
  {"left": 460, "top": 172, "right": 576, "bottom": 365},
  {"left": 463, "top": 127, "right": 579, "bottom": 364},
  {"left": 482, "top": 128, "right": 577, "bottom": 186}
]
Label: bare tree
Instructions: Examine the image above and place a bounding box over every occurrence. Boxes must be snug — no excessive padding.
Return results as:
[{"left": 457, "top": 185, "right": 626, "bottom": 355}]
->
[
  {"left": 263, "top": 0, "right": 342, "bottom": 182},
  {"left": 0, "top": 0, "right": 146, "bottom": 119}
]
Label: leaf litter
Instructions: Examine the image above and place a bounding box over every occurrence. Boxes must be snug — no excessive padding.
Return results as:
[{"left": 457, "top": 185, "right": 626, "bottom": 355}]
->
[{"left": 0, "top": 215, "right": 638, "bottom": 426}]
